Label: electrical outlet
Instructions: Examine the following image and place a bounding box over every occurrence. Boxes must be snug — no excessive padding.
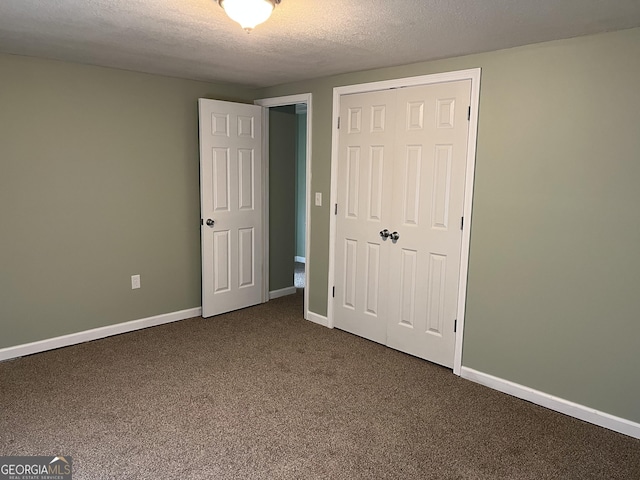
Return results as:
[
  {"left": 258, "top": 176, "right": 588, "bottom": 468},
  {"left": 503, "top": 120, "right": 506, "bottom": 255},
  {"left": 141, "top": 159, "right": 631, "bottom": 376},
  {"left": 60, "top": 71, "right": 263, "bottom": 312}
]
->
[
  {"left": 131, "top": 274, "right": 141, "bottom": 289},
  {"left": 315, "top": 192, "right": 322, "bottom": 206}
]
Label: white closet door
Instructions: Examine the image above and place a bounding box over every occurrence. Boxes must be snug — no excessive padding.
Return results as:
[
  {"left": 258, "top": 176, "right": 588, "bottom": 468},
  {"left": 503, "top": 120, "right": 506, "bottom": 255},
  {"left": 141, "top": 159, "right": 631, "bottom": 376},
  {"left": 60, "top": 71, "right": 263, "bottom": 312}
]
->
[
  {"left": 333, "top": 79, "right": 472, "bottom": 368},
  {"left": 199, "top": 98, "right": 264, "bottom": 318},
  {"left": 333, "top": 90, "right": 396, "bottom": 344},
  {"left": 386, "top": 80, "right": 471, "bottom": 367}
]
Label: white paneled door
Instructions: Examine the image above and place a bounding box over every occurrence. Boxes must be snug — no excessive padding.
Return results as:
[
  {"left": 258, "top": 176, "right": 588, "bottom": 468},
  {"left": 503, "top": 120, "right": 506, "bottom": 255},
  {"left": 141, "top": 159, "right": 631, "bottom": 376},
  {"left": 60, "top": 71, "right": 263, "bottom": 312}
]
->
[
  {"left": 334, "top": 80, "right": 472, "bottom": 368},
  {"left": 334, "top": 90, "right": 396, "bottom": 344},
  {"left": 199, "top": 99, "right": 264, "bottom": 318}
]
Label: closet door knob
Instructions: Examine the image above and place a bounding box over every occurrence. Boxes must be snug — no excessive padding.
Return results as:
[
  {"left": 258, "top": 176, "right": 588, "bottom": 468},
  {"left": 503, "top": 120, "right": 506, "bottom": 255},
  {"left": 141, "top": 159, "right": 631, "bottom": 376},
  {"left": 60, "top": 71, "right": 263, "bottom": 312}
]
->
[
  {"left": 379, "top": 229, "right": 390, "bottom": 238},
  {"left": 389, "top": 231, "right": 399, "bottom": 241},
  {"left": 206, "top": 219, "right": 215, "bottom": 227}
]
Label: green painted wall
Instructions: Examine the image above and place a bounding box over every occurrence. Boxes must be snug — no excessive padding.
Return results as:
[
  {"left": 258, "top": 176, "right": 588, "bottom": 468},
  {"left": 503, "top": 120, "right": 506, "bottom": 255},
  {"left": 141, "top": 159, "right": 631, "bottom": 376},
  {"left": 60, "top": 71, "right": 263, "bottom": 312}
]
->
[
  {"left": 0, "top": 53, "right": 256, "bottom": 348},
  {"left": 268, "top": 108, "right": 296, "bottom": 291},
  {"left": 260, "top": 28, "right": 640, "bottom": 423},
  {"left": 295, "top": 112, "right": 307, "bottom": 259}
]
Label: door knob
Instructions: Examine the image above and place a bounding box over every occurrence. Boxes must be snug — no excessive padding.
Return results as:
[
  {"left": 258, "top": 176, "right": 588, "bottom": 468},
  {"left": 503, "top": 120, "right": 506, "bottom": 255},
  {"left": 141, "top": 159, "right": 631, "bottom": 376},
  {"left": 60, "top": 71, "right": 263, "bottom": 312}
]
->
[
  {"left": 379, "top": 229, "right": 390, "bottom": 238},
  {"left": 389, "top": 231, "right": 400, "bottom": 241},
  {"left": 206, "top": 219, "right": 215, "bottom": 227}
]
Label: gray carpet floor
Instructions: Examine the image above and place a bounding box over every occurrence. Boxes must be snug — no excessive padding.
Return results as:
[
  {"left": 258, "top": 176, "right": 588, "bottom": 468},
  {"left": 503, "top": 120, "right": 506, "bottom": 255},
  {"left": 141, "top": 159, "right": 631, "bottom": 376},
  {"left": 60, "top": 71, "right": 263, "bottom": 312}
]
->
[{"left": 1, "top": 293, "right": 639, "bottom": 479}]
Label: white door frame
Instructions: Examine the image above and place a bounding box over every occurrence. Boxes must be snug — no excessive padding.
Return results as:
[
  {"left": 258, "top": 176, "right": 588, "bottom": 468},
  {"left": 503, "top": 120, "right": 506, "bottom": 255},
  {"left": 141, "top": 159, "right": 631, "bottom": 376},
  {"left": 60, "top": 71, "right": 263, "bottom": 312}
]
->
[
  {"left": 327, "top": 69, "right": 481, "bottom": 375},
  {"left": 254, "top": 93, "right": 313, "bottom": 321}
]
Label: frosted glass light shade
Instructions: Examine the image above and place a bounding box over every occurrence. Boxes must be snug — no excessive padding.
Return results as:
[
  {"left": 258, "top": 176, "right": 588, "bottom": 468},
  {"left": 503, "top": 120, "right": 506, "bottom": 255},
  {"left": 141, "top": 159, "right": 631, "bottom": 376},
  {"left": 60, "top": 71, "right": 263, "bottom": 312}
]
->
[{"left": 219, "top": 0, "right": 276, "bottom": 32}]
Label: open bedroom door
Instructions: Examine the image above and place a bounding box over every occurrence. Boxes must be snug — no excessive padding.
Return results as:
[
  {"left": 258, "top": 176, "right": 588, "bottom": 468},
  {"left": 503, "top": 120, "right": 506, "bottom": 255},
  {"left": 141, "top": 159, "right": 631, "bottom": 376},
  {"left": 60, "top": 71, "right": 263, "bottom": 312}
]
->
[{"left": 198, "top": 98, "right": 264, "bottom": 317}]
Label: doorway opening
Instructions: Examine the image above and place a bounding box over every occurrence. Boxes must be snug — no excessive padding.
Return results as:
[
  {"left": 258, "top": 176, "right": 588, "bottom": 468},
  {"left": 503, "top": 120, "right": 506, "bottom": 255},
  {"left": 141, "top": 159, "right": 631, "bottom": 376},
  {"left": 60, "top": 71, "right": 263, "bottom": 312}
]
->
[
  {"left": 293, "top": 103, "right": 307, "bottom": 290},
  {"left": 255, "top": 94, "right": 312, "bottom": 321}
]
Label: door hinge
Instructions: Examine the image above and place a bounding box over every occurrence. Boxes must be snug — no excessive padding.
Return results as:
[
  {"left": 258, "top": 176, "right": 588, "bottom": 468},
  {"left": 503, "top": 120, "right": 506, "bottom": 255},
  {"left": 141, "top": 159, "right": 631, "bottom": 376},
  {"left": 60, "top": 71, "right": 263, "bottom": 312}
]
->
[
  {"left": 332, "top": 286, "right": 335, "bottom": 298},
  {"left": 460, "top": 217, "right": 464, "bottom": 230},
  {"left": 454, "top": 319, "right": 457, "bottom": 332},
  {"left": 335, "top": 203, "right": 338, "bottom": 215},
  {"left": 337, "top": 117, "right": 341, "bottom": 129},
  {"left": 467, "top": 106, "right": 471, "bottom": 121}
]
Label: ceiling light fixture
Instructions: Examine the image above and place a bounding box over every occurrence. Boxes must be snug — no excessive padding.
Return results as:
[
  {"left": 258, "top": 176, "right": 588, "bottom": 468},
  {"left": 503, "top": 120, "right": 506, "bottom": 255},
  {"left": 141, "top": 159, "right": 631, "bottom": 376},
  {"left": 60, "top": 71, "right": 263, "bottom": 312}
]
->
[{"left": 217, "top": 0, "right": 281, "bottom": 33}]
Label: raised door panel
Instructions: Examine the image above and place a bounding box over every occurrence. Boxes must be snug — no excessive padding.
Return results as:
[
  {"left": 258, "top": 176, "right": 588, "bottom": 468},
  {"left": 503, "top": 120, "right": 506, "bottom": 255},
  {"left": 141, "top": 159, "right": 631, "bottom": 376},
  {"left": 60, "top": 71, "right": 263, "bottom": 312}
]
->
[
  {"left": 402, "top": 145, "right": 422, "bottom": 226},
  {"left": 345, "top": 147, "right": 361, "bottom": 219},
  {"left": 213, "top": 231, "right": 231, "bottom": 293},
  {"left": 238, "top": 227, "right": 255, "bottom": 288},
  {"left": 364, "top": 243, "right": 381, "bottom": 316},
  {"left": 431, "top": 145, "right": 453, "bottom": 230},
  {"left": 238, "top": 149, "right": 255, "bottom": 211},
  {"left": 213, "top": 148, "right": 230, "bottom": 212},
  {"left": 399, "top": 249, "right": 418, "bottom": 327},
  {"left": 367, "top": 146, "right": 385, "bottom": 221}
]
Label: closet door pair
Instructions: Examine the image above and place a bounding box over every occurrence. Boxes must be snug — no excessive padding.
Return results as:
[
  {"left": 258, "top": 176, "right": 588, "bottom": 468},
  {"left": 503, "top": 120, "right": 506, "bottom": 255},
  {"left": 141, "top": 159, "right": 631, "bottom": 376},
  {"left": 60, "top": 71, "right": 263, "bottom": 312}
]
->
[{"left": 334, "top": 80, "right": 471, "bottom": 368}]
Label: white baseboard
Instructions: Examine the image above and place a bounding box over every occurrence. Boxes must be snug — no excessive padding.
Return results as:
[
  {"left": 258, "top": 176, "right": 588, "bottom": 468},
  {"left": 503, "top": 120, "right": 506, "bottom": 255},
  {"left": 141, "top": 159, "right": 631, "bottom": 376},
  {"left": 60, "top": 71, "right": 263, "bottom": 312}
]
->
[
  {"left": 0, "top": 307, "right": 202, "bottom": 362},
  {"left": 306, "top": 311, "right": 329, "bottom": 328},
  {"left": 269, "top": 286, "right": 297, "bottom": 299},
  {"left": 294, "top": 256, "right": 306, "bottom": 264},
  {"left": 461, "top": 367, "right": 640, "bottom": 439}
]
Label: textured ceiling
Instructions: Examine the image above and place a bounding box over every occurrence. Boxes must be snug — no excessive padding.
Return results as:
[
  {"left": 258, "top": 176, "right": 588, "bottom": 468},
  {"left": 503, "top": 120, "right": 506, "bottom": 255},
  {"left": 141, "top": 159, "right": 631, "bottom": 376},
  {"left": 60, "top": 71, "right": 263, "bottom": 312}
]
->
[{"left": 1, "top": 0, "right": 640, "bottom": 88}]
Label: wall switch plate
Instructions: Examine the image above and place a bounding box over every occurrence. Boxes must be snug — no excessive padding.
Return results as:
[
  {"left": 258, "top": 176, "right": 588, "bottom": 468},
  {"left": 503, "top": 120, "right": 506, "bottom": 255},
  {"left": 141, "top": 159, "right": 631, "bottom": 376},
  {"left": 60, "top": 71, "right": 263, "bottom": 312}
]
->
[
  {"left": 315, "top": 192, "right": 322, "bottom": 206},
  {"left": 131, "top": 274, "right": 141, "bottom": 289}
]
